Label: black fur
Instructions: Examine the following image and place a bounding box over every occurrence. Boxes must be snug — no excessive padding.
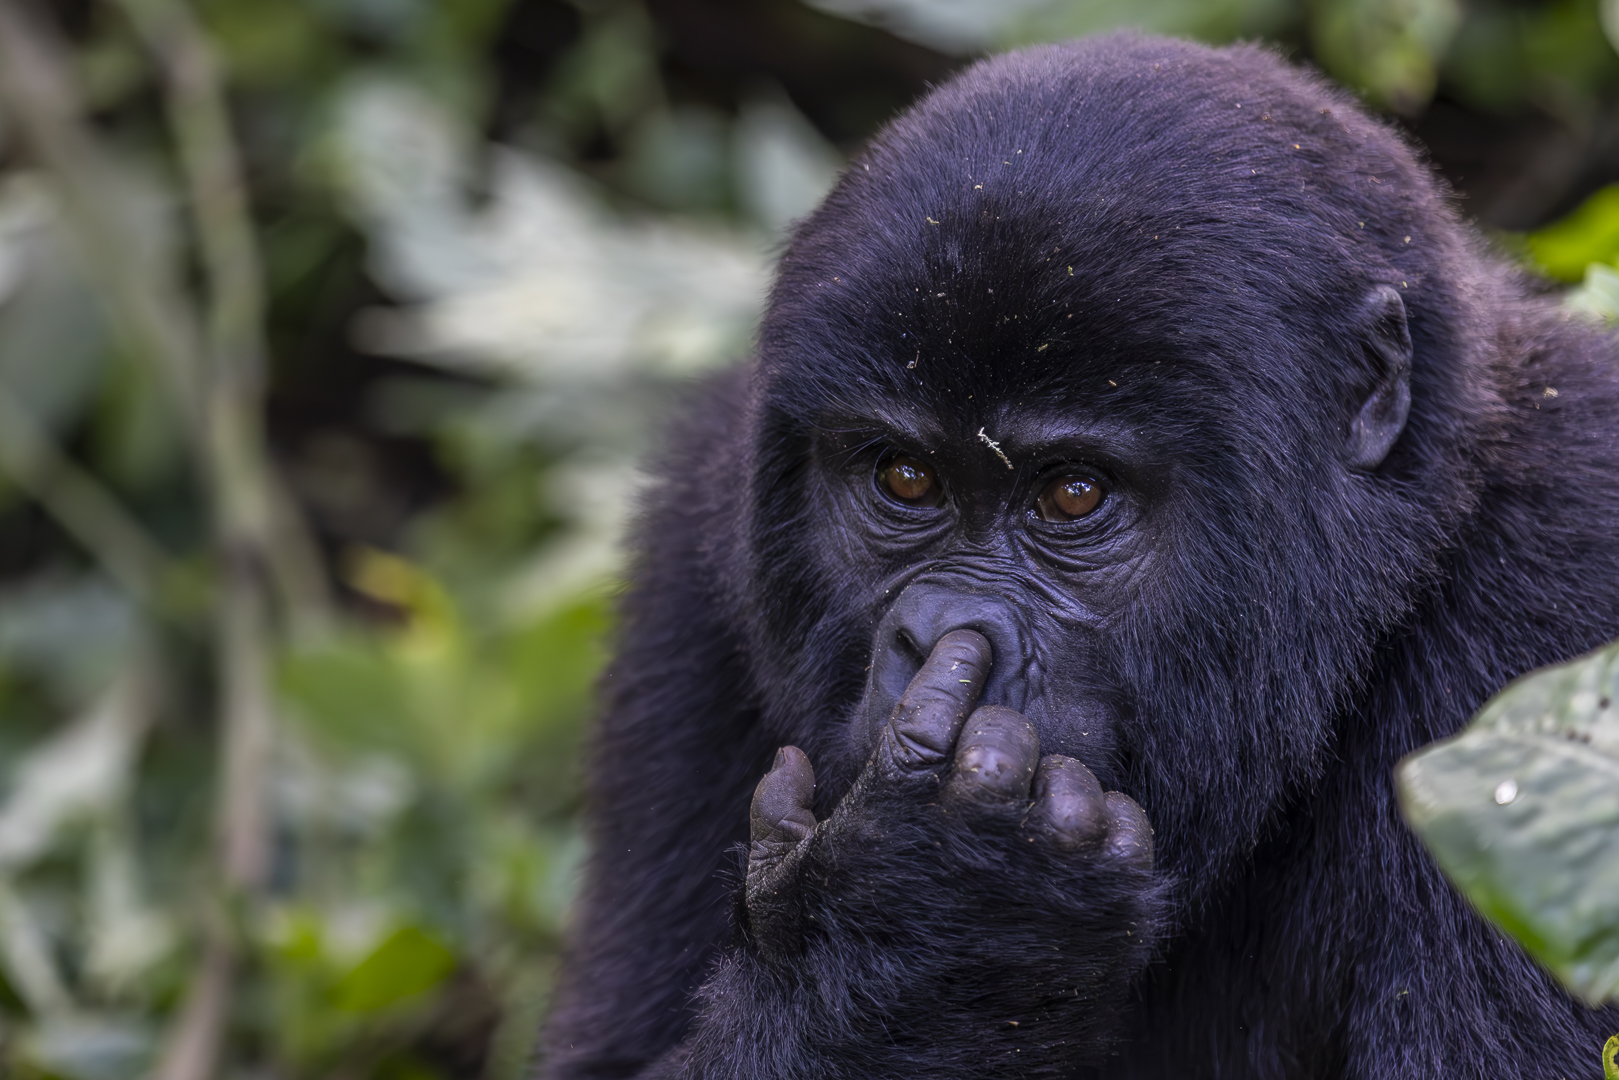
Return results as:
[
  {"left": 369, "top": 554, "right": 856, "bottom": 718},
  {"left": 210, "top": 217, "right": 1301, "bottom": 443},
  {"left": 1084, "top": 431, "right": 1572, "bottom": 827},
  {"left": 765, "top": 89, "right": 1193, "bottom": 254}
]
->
[{"left": 539, "top": 34, "right": 1619, "bottom": 1079}]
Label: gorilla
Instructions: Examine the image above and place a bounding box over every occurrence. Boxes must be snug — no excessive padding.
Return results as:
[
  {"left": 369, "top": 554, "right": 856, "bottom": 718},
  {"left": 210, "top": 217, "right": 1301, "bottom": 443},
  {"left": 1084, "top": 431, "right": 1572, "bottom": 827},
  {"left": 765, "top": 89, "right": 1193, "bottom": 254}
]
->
[{"left": 539, "top": 34, "right": 1619, "bottom": 1079}]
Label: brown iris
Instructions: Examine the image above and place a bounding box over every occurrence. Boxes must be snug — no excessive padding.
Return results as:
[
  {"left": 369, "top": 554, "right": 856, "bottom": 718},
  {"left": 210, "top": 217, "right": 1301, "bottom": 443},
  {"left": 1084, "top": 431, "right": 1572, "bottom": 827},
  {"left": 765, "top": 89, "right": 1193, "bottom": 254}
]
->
[
  {"left": 1036, "top": 474, "right": 1103, "bottom": 521},
  {"left": 879, "top": 455, "right": 941, "bottom": 507}
]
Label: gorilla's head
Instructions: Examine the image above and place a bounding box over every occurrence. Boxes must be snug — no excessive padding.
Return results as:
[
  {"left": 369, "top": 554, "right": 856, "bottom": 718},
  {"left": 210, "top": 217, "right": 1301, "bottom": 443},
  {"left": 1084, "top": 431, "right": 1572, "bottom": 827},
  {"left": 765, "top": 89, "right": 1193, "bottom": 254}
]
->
[{"left": 726, "top": 35, "right": 1495, "bottom": 890}]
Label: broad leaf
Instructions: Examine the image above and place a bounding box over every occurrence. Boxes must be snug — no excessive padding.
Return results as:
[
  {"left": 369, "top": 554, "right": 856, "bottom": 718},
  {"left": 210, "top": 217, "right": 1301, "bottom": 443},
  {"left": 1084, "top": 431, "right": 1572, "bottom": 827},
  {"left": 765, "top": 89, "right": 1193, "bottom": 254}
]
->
[
  {"left": 1397, "top": 642, "right": 1619, "bottom": 1005},
  {"left": 331, "top": 926, "right": 456, "bottom": 1013},
  {"left": 1527, "top": 184, "right": 1619, "bottom": 282}
]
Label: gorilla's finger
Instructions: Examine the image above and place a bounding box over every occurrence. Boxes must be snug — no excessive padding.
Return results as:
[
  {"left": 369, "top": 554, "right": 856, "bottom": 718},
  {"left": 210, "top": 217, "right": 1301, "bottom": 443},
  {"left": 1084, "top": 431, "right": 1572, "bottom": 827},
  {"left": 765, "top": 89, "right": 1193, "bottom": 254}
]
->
[
  {"left": 878, "top": 629, "right": 992, "bottom": 776},
  {"left": 746, "top": 748, "right": 816, "bottom": 945},
  {"left": 1026, "top": 755, "right": 1108, "bottom": 850},
  {"left": 1103, "top": 791, "right": 1155, "bottom": 868},
  {"left": 944, "top": 705, "right": 1040, "bottom": 805},
  {"left": 750, "top": 746, "right": 817, "bottom": 849}
]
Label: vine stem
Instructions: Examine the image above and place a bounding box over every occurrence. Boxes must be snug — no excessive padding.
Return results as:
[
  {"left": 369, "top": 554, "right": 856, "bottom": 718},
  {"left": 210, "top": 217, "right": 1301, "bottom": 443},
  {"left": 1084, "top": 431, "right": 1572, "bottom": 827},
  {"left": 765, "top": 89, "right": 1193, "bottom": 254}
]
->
[
  {"left": 0, "top": 2, "right": 331, "bottom": 1077},
  {"left": 0, "top": 380, "right": 168, "bottom": 605},
  {"left": 115, "top": 0, "right": 331, "bottom": 634}
]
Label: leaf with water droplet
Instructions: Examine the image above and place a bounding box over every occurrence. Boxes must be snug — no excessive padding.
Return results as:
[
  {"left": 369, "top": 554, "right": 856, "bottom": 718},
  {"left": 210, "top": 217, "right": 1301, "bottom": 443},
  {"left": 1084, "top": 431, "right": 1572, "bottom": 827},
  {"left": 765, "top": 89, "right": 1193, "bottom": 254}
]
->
[{"left": 1397, "top": 640, "right": 1619, "bottom": 1005}]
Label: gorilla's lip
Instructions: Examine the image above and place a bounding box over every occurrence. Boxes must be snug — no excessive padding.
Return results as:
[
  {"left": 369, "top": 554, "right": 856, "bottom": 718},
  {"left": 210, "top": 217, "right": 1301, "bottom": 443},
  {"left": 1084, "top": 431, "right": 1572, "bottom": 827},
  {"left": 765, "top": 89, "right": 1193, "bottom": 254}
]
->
[{"left": 852, "top": 678, "right": 1118, "bottom": 783}]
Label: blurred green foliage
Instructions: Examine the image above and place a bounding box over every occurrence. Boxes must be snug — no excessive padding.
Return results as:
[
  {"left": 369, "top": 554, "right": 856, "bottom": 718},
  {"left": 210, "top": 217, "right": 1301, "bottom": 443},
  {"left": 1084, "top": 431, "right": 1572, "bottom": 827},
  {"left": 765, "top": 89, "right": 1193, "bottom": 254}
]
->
[
  {"left": 1, "top": 0, "right": 1618, "bottom": 1077},
  {"left": 810, "top": 0, "right": 1619, "bottom": 112},
  {"left": 1527, "top": 185, "right": 1619, "bottom": 280}
]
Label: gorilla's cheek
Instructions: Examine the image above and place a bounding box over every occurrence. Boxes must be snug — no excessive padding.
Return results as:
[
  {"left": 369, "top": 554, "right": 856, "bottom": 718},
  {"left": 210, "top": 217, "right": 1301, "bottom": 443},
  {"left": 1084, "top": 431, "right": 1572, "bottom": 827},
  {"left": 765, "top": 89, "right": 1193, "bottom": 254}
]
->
[{"left": 1020, "top": 689, "right": 1121, "bottom": 785}]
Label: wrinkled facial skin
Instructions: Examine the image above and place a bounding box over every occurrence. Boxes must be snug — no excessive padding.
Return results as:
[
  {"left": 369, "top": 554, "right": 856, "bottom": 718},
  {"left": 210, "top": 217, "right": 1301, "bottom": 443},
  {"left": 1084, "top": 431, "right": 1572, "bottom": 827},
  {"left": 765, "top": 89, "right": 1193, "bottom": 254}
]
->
[{"left": 810, "top": 407, "right": 1167, "bottom": 792}]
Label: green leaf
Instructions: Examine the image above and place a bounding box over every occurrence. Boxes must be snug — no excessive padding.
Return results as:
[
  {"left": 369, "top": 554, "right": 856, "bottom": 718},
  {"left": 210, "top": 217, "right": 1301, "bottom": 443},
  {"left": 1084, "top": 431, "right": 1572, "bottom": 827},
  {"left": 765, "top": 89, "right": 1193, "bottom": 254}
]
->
[
  {"left": 280, "top": 638, "right": 420, "bottom": 760},
  {"left": 1309, "top": 0, "right": 1461, "bottom": 113},
  {"left": 1526, "top": 185, "right": 1619, "bottom": 282},
  {"left": 330, "top": 925, "right": 455, "bottom": 1013},
  {"left": 1396, "top": 641, "right": 1619, "bottom": 1005},
  {"left": 502, "top": 597, "right": 611, "bottom": 726},
  {"left": 1564, "top": 262, "right": 1619, "bottom": 323}
]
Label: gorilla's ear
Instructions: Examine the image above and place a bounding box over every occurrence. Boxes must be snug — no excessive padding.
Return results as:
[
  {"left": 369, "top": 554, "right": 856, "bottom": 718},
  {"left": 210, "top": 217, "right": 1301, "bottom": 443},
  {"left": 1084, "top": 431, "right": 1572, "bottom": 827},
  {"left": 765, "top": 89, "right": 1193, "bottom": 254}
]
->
[{"left": 1345, "top": 285, "right": 1413, "bottom": 471}]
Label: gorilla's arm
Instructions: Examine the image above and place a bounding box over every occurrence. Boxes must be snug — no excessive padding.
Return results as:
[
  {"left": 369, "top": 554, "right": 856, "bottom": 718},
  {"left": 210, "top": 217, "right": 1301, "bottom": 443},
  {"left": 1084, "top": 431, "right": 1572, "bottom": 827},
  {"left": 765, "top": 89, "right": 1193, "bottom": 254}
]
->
[{"left": 538, "top": 371, "right": 774, "bottom": 1078}]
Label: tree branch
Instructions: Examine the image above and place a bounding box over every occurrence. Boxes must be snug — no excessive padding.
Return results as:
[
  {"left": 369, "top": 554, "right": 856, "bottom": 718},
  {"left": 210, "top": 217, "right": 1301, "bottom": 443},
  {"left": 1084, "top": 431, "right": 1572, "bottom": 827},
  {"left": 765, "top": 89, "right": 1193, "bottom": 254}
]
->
[
  {"left": 0, "top": 380, "right": 168, "bottom": 605},
  {"left": 0, "top": 0, "right": 206, "bottom": 425}
]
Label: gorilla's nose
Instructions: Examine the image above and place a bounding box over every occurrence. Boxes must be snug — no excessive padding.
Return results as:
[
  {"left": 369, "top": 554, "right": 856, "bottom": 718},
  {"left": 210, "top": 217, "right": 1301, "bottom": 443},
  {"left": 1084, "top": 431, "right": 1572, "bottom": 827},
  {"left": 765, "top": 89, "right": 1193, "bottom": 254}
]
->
[{"left": 870, "top": 583, "right": 1029, "bottom": 715}]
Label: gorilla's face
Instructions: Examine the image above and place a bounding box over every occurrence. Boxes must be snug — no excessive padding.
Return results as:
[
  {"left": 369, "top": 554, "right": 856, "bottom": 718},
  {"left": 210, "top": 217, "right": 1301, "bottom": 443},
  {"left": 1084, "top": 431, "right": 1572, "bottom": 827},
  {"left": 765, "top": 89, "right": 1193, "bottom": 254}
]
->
[
  {"left": 733, "top": 44, "right": 1462, "bottom": 888},
  {"left": 745, "top": 254, "right": 1435, "bottom": 896},
  {"left": 752, "top": 274, "right": 1417, "bottom": 885},
  {"left": 818, "top": 402, "right": 1165, "bottom": 786}
]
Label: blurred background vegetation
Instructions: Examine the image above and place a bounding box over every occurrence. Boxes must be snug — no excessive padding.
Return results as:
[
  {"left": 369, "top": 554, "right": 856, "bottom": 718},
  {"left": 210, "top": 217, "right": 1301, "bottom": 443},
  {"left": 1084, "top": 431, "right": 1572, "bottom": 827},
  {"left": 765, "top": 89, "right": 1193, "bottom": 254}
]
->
[{"left": 2, "top": 0, "right": 1619, "bottom": 1076}]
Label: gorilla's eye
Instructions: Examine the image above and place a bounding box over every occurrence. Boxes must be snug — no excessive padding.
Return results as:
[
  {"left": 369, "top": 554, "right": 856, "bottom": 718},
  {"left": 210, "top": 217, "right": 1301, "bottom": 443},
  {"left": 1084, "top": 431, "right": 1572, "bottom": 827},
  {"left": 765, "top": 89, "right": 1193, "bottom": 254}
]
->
[
  {"left": 1036, "top": 474, "right": 1103, "bottom": 521},
  {"left": 878, "top": 455, "right": 942, "bottom": 507}
]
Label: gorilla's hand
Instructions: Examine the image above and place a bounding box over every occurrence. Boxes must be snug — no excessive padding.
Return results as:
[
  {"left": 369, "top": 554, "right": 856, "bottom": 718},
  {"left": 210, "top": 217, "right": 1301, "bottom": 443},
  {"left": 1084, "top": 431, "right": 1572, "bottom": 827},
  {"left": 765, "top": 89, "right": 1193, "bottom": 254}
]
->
[
  {"left": 695, "top": 631, "right": 1162, "bottom": 1077},
  {"left": 746, "top": 630, "right": 1154, "bottom": 944}
]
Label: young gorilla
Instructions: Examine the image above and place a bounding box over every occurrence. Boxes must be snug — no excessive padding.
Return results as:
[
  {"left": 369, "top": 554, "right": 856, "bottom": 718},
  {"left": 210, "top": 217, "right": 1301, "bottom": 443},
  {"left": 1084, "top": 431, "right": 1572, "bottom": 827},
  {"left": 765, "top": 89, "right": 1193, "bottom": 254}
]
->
[{"left": 540, "top": 34, "right": 1619, "bottom": 1079}]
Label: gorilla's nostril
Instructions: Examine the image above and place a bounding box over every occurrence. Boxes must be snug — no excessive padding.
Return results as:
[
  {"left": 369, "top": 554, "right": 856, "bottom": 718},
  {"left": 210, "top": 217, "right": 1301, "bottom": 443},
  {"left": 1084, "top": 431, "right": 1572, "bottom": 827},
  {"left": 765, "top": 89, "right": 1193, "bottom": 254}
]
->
[
  {"left": 866, "top": 583, "right": 1029, "bottom": 716},
  {"left": 895, "top": 627, "right": 928, "bottom": 667}
]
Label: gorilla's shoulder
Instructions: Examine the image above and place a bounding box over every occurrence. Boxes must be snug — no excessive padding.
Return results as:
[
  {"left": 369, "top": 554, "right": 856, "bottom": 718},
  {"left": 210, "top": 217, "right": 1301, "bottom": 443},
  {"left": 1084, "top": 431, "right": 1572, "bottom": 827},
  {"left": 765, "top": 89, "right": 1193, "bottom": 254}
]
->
[{"left": 623, "top": 363, "right": 752, "bottom": 589}]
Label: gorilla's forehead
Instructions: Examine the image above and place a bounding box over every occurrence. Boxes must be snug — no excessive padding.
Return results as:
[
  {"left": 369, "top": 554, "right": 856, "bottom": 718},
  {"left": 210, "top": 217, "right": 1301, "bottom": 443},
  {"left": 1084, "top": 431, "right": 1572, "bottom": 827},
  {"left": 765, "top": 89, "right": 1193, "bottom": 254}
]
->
[
  {"left": 762, "top": 257, "right": 1298, "bottom": 443},
  {"left": 812, "top": 396, "right": 1171, "bottom": 493}
]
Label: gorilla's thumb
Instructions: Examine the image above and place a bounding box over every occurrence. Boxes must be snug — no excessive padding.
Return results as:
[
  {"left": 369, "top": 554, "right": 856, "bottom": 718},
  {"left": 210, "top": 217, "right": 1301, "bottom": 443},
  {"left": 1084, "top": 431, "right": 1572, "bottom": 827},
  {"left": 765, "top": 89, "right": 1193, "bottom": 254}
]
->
[
  {"left": 745, "top": 748, "right": 816, "bottom": 953},
  {"left": 750, "top": 746, "right": 817, "bottom": 849}
]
